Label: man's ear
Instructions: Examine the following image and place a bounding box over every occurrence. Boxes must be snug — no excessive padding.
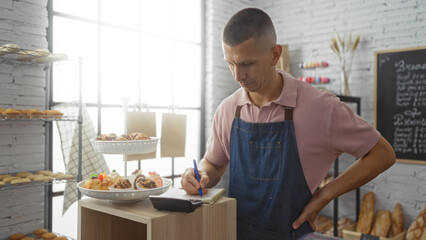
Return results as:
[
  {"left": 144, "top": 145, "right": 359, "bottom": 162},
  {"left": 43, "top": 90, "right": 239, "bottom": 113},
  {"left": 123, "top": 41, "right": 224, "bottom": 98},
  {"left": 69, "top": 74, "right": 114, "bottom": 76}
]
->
[{"left": 271, "top": 44, "right": 282, "bottom": 66}]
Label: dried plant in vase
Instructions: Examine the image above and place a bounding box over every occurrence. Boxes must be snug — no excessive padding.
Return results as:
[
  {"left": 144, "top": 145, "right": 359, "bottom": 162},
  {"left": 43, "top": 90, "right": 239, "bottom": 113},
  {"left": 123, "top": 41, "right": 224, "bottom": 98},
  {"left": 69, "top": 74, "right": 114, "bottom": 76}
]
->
[{"left": 330, "top": 33, "right": 360, "bottom": 96}]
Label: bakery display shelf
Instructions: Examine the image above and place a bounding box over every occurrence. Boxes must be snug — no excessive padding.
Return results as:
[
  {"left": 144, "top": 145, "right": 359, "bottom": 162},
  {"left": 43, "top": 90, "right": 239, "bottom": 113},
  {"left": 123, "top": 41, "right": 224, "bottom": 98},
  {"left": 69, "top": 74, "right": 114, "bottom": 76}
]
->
[
  {"left": 1, "top": 44, "right": 82, "bottom": 233},
  {"left": 0, "top": 179, "right": 76, "bottom": 191},
  {"left": 0, "top": 115, "right": 77, "bottom": 121},
  {"left": 0, "top": 48, "right": 67, "bottom": 66},
  {"left": 1, "top": 232, "right": 76, "bottom": 240}
]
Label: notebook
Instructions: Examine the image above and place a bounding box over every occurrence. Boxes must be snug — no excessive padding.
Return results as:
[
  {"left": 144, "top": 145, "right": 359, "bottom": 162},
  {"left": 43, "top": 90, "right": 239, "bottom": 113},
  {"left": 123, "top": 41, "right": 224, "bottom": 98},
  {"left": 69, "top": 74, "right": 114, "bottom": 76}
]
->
[{"left": 155, "top": 187, "right": 226, "bottom": 204}]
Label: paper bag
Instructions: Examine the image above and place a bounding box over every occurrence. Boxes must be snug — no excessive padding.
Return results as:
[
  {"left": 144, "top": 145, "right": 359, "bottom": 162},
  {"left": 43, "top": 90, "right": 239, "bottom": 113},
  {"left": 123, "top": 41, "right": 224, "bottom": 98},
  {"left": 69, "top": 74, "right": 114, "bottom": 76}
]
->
[
  {"left": 161, "top": 113, "right": 186, "bottom": 157},
  {"left": 277, "top": 44, "right": 290, "bottom": 73},
  {"left": 126, "top": 111, "right": 157, "bottom": 160}
]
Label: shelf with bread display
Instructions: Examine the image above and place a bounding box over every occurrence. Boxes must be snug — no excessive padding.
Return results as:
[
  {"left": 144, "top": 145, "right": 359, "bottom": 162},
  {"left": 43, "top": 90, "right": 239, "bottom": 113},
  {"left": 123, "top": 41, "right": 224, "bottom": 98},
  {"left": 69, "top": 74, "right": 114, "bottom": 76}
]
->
[
  {"left": 0, "top": 44, "right": 68, "bottom": 65},
  {"left": 0, "top": 111, "right": 76, "bottom": 121},
  {"left": 314, "top": 191, "right": 426, "bottom": 240},
  {"left": 0, "top": 43, "right": 83, "bottom": 233},
  {"left": 312, "top": 96, "right": 425, "bottom": 240},
  {"left": 7, "top": 230, "right": 76, "bottom": 240},
  {"left": 0, "top": 170, "right": 75, "bottom": 191}
]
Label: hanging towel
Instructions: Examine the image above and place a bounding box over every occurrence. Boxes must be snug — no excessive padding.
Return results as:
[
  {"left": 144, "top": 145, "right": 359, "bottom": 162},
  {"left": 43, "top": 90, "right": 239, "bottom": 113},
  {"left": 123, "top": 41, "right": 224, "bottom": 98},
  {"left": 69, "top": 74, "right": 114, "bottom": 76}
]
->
[{"left": 53, "top": 102, "right": 109, "bottom": 215}]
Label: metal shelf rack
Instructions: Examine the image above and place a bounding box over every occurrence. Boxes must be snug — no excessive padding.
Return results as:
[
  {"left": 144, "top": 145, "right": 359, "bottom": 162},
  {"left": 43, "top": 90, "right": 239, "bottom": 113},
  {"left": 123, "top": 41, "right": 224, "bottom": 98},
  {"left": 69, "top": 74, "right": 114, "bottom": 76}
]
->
[
  {"left": 332, "top": 95, "right": 361, "bottom": 237},
  {"left": 0, "top": 50, "right": 83, "bottom": 233}
]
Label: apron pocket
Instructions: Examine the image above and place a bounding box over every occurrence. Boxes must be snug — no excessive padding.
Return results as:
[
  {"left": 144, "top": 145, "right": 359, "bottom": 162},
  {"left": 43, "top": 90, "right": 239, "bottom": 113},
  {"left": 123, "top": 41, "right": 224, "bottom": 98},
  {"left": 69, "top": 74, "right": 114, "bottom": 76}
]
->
[
  {"left": 249, "top": 141, "right": 282, "bottom": 180},
  {"left": 294, "top": 221, "right": 314, "bottom": 239},
  {"left": 248, "top": 224, "right": 292, "bottom": 240}
]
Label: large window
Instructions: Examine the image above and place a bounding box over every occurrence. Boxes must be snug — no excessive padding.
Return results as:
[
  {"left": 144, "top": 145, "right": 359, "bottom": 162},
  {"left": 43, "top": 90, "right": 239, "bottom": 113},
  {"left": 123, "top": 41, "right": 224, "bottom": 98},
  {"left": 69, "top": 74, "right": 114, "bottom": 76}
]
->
[{"left": 49, "top": 0, "right": 203, "bottom": 237}]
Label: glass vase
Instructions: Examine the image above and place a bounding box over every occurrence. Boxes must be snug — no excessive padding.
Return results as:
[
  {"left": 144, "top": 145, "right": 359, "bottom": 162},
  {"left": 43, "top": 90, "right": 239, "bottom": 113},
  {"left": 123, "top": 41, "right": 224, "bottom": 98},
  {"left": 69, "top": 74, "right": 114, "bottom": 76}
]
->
[{"left": 340, "top": 67, "right": 351, "bottom": 96}]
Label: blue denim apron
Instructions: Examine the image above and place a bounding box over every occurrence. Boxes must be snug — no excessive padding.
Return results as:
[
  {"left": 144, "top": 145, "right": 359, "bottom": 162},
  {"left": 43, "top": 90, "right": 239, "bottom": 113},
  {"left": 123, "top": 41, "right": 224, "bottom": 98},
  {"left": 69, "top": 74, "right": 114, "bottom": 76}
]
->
[{"left": 229, "top": 106, "right": 313, "bottom": 240}]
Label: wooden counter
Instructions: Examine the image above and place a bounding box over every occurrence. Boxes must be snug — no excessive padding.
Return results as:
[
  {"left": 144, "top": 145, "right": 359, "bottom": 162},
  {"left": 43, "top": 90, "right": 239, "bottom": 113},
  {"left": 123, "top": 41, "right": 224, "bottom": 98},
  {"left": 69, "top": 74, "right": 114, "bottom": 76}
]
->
[{"left": 78, "top": 197, "right": 236, "bottom": 240}]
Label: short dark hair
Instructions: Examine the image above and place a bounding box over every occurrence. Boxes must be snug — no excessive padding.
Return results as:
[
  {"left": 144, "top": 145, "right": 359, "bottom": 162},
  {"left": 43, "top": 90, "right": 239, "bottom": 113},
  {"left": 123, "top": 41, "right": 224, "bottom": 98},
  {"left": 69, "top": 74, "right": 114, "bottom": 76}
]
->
[{"left": 222, "top": 8, "right": 276, "bottom": 47}]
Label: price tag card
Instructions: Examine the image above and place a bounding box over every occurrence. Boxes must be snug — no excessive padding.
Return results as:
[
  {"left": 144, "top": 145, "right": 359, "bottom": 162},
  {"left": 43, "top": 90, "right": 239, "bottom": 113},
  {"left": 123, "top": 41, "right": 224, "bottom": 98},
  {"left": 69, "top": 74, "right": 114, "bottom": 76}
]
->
[{"left": 360, "top": 233, "right": 379, "bottom": 240}]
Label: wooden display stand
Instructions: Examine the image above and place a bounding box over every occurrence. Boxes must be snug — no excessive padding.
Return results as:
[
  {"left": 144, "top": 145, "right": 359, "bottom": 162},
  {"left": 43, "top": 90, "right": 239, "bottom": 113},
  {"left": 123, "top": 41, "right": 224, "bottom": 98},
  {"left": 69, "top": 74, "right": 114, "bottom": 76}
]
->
[
  {"left": 342, "top": 223, "right": 406, "bottom": 240},
  {"left": 78, "top": 197, "right": 236, "bottom": 240}
]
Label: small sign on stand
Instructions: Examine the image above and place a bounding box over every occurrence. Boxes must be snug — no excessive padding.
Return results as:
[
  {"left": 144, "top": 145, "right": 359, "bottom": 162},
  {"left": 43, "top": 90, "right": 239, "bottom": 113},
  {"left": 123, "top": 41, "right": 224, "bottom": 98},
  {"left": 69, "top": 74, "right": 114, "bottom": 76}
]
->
[{"left": 360, "top": 234, "right": 380, "bottom": 240}]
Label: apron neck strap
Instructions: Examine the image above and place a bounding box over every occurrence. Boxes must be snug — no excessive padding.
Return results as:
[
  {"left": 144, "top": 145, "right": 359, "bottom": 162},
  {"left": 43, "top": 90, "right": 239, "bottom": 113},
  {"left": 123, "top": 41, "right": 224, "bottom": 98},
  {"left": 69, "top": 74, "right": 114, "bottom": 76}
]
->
[
  {"left": 284, "top": 108, "right": 293, "bottom": 121},
  {"left": 235, "top": 106, "right": 243, "bottom": 118}
]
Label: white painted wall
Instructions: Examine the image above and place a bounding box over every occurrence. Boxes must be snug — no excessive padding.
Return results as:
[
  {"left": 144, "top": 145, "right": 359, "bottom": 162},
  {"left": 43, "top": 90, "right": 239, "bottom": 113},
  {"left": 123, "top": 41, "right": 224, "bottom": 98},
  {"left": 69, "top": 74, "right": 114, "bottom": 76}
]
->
[
  {"left": 206, "top": 0, "right": 426, "bottom": 229},
  {"left": 0, "top": 0, "right": 48, "bottom": 238}
]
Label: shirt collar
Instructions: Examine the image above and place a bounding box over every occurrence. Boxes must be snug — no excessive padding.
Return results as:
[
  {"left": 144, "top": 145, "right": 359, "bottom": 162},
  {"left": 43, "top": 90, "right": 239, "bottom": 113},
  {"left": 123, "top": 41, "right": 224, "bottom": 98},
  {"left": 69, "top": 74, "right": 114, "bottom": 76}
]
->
[{"left": 234, "top": 70, "right": 298, "bottom": 108}]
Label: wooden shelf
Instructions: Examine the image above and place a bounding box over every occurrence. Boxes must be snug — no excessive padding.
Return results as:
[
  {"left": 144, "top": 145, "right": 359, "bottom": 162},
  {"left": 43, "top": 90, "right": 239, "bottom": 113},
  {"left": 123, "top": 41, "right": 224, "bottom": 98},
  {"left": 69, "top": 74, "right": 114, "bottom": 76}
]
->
[{"left": 78, "top": 197, "right": 236, "bottom": 240}]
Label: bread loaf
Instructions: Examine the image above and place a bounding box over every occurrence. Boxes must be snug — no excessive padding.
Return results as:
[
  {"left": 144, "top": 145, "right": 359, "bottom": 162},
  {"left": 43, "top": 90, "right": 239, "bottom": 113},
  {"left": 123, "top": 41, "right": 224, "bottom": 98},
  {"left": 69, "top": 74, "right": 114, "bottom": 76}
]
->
[
  {"left": 406, "top": 205, "right": 426, "bottom": 240},
  {"left": 356, "top": 191, "right": 375, "bottom": 234},
  {"left": 371, "top": 210, "right": 391, "bottom": 237},
  {"left": 0, "top": 174, "right": 11, "bottom": 180},
  {"left": 315, "top": 215, "right": 329, "bottom": 227},
  {"left": 314, "top": 215, "right": 330, "bottom": 233},
  {"left": 8, "top": 233, "right": 25, "bottom": 240},
  {"left": 16, "top": 171, "right": 32, "bottom": 178},
  {"left": 33, "top": 228, "right": 48, "bottom": 238},
  {"left": 324, "top": 217, "right": 355, "bottom": 237},
  {"left": 389, "top": 203, "right": 404, "bottom": 237},
  {"left": 316, "top": 219, "right": 333, "bottom": 233}
]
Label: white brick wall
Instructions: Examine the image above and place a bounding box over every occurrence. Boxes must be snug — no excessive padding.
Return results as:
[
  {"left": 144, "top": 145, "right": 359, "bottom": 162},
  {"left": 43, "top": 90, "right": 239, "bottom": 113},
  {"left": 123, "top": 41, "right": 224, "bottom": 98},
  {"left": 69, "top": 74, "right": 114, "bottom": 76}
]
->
[
  {"left": 0, "top": 0, "right": 48, "bottom": 238},
  {"left": 1, "top": 0, "right": 425, "bottom": 235},
  {"left": 204, "top": 0, "right": 249, "bottom": 189},
  {"left": 206, "top": 0, "right": 426, "bottom": 230}
]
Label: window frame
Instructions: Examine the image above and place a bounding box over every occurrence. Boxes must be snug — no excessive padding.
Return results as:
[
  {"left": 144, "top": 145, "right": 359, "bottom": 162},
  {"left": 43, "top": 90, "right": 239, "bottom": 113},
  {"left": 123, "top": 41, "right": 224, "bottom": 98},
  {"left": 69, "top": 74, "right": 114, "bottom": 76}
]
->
[{"left": 46, "top": 0, "right": 206, "bottom": 234}]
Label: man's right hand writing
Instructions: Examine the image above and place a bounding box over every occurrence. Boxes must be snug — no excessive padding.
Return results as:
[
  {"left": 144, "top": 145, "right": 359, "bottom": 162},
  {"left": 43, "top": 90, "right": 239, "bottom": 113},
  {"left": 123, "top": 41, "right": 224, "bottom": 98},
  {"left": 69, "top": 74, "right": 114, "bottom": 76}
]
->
[{"left": 181, "top": 167, "right": 209, "bottom": 195}]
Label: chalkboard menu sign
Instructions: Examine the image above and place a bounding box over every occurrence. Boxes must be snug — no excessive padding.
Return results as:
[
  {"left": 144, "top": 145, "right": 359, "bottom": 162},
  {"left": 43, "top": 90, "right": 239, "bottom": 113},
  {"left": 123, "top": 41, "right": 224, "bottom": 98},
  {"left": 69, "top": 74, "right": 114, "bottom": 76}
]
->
[{"left": 375, "top": 46, "right": 426, "bottom": 164}]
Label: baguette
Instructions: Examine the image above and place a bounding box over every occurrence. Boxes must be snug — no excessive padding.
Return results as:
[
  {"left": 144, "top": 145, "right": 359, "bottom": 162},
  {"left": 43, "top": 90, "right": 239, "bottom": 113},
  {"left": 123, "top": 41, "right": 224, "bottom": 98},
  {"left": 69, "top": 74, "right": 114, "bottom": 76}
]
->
[
  {"left": 371, "top": 210, "right": 392, "bottom": 237},
  {"left": 356, "top": 191, "right": 375, "bottom": 234},
  {"left": 389, "top": 203, "right": 404, "bottom": 237}
]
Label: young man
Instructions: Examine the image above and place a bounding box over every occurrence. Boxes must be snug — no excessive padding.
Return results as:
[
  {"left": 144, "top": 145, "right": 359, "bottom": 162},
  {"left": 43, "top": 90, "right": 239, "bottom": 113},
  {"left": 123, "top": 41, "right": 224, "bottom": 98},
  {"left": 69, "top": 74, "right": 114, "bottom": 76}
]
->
[{"left": 181, "top": 8, "right": 395, "bottom": 239}]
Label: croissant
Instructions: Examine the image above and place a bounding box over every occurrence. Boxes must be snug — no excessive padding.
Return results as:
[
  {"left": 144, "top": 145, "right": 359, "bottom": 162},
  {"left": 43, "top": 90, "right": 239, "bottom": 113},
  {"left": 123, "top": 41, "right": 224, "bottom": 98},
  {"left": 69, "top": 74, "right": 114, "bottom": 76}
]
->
[
  {"left": 95, "top": 133, "right": 117, "bottom": 141},
  {"left": 116, "top": 134, "right": 131, "bottom": 140},
  {"left": 133, "top": 132, "right": 150, "bottom": 140}
]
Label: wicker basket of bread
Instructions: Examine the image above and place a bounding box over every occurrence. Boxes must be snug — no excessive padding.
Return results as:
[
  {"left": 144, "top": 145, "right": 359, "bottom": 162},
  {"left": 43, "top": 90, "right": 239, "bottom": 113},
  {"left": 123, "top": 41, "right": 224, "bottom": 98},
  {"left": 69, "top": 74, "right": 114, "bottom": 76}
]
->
[
  {"left": 342, "top": 192, "right": 407, "bottom": 240},
  {"left": 91, "top": 132, "right": 159, "bottom": 154}
]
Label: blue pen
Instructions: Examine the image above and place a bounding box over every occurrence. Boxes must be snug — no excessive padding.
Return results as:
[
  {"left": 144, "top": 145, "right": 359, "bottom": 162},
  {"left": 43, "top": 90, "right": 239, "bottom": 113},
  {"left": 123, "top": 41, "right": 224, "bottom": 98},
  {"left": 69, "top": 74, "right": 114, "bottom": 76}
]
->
[{"left": 193, "top": 159, "right": 203, "bottom": 197}]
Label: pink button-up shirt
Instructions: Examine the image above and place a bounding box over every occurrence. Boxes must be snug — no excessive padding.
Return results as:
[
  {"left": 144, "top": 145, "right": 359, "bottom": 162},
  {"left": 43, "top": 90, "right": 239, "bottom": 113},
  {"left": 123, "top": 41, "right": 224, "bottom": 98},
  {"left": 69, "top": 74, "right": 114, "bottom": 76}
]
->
[{"left": 204, "top": 70, "right": 381, "bottom": 193}]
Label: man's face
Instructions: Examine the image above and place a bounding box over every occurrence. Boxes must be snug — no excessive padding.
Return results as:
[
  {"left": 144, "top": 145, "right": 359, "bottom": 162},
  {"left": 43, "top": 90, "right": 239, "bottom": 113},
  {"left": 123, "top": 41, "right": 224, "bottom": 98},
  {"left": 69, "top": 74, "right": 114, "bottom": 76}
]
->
[{"left": 223, "top": 38, "right": 274, "bottom": 92}]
